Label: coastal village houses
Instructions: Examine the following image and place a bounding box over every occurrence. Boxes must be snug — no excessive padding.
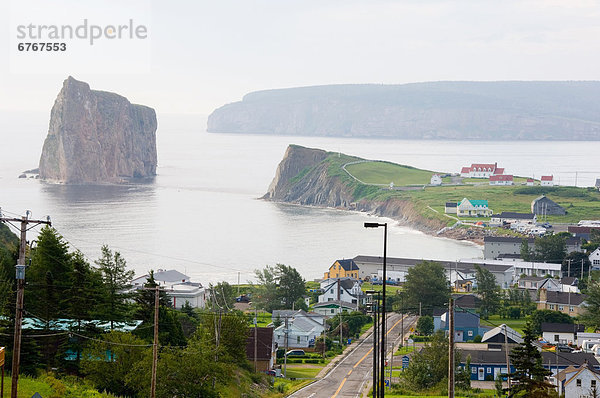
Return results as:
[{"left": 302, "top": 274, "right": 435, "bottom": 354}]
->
[
  {"left": 460, "top": 163, "right": 504, "bottom": 178},
  {"left": 541, "top": 175, "right": 555, "bottom": 186},
  {"left": 537, "top": 288, "right": 587, "bottom": 316},
  {"left": 590, "top": 248, "right": 600, "bottom": 271},
  {"left": 490, "top": 212, "right": 536, "bottom": 226},
  {"left": 130, "top": 269, "right": 207, "bottom": 309},
  {"left": 323, "top": 259, "right": 359, "bottom": 279},
  {"left": 272, "top": 310, "right": 325, "bottom": 348},
  {"left": 455, "top": 198, "right": 493, "bottom": 217},
  {"left": 557, "top": 365, "right": 600, "bottom": 398},
  {"left": 430, "top": 174, "right": 442, "bottom": 185},
  {"left": 489, "top": 174, "right": 514, "bottom": 185}
]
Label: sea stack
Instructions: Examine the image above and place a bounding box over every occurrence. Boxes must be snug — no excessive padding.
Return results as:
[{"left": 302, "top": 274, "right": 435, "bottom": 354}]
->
[{"left": 39, "top": 76, "right": 157, "bottom": 184}]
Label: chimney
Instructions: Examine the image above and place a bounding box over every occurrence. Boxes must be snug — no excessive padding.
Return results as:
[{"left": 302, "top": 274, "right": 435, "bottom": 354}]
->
[{"left": 539, "top": 288, "right": 547, "bottom": 303}]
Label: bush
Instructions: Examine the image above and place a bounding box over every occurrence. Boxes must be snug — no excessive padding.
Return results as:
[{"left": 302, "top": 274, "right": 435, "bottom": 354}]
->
[
  {"left": 473, "top": 335, "right": 482, "bottom": 343},
  {"left": 485, "top": 374, "right": 494, "bottom": 381},
  {"left": 303, "top": 359, "right": 320, "bottom": 364}
]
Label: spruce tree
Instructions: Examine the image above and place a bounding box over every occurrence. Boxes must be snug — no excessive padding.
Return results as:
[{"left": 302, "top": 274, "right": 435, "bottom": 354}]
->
[
  {"left": 95, "top": 245, "right": 134, "bottom": 329},
  {"left": 507, "top": 322, "right": 556, "bottom": 397}
]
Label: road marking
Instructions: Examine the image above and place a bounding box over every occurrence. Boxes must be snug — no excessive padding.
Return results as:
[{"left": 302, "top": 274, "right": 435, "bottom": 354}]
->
[
  {"left": 331, "top": 377, "right": 347, "bottom": 398},
  {"left": 347, "top": 369, "right": 353, "bottom": 376},
  {"left": 353, "top": 347, "right": 373, "bottom": 369}
]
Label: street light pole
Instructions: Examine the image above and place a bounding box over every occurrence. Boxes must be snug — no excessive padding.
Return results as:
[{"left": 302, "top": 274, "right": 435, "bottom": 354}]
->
[{"left": 364, "top": 222, "right": 387, "bottom": 397}]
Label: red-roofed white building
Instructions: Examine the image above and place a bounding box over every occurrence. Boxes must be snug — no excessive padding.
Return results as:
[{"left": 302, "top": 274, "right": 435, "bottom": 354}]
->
[
  {"left": 460, "top": 163, "right": 504, "bottom": 178},
  {"left": 541, "top": 175, "right": 554, "bottom": 186},
  {"left": 489, "top": 175, "right": 514, "bottom": 186},
  {"left": 526, "top": 178, "right": 534, "bottom": 186}
]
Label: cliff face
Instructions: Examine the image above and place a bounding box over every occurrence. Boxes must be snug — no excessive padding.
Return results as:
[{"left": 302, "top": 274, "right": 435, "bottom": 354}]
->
[
  {"left": 209, "top": 82, "right": 600, "bottom": 140},
  {"left": 39, "top": 76, "right": 157, "bottom": 184},
  {"left": 263, "top": 145, "right": 447, "bottom": 234}
]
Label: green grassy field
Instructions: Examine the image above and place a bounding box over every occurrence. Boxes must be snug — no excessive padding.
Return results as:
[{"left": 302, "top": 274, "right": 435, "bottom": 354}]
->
[
  {"left": 484, "top": 315, "right": 528, "bottom": 334},
  {"left": 322, "top": 154, "right": 600, "bottom": 225},
  {"left": 345, "top": 161, "right": 438, "bottom": 186}
]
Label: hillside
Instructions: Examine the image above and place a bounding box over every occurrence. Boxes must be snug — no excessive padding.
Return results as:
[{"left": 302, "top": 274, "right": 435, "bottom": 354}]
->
[
  {"left": 208, "top": 82, "right": 600, "bottom": 140},
  {"left": 263, "top": 145, "right": 600, "bottom": 241}
]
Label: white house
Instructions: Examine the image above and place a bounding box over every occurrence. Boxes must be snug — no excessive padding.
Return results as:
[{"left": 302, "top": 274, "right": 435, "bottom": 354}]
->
[
  {"left": 596, "top": 178, "right": 600, "bottom": 192},
  {"left": 430, "top": 174, "right": 442, "bottom": 186},
  {"left": 526, "top": 178, "right": 535, "bottom": 186},
  {"left": 130, "top": 269, "right": 208, "bottom": 309},
  {"left": 489, "top": 174, "right": 514, "bottom": 185},
  {"left": 590, "top": 248, "right": 600, "bottom": 271},
  {"left": 460, "top": 163, "right": 503, "bottom": 178},
  {"left": 318, "top": 277, "right": 363, "bottom": 306},
  {"left": 541, "top": 322, "right": 585, "bottom": 345},
  {"left": 558, "top": 365, "right": 600, "bottom": 398},
  {"left": 456, "top": 198, "right": 492, "bottom": 217},
  {"left": 445, "top": 202, "right": 458, "bottom": 214},
  {"left": 541, "top": 175, "right": 554, "bottom": 186},
  {"left": 272, "top": 310, "right": 325, "bottom": 348}
]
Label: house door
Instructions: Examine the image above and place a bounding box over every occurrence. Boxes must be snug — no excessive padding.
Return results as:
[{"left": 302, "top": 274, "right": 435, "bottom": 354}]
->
[{"left": 478, "top": 368, "right": 485, "bottom": 381}]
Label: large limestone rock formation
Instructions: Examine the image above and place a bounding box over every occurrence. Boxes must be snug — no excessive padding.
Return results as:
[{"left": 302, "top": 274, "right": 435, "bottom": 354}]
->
[{"left": 39, "top": 76, "right": 157, "bottom": 184}]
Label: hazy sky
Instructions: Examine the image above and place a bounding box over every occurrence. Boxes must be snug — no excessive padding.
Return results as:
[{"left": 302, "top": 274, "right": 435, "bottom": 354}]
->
[{"left": 2, "top": 0, "right": 600, "bottom": 115}]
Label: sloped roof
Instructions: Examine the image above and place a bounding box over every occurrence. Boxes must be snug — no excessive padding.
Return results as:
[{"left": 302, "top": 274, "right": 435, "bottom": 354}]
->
[
  {"left": 482, "top": 324, "right": 523, "bottom": 344},
  {"left": 336, "top": 259, "right": 359, "bottom": 271},
  {"left": 541, "top": 175, "right": 553, "bottom": 181},
  {"left": 542, "top": 291, "right": 587, "bottom": 306},
  {"left": 541, "top": 322, "right": 585, "bottom": 334},
  {"left": 496, "top": 212, "right": 535, "bottom": 220},
  {"left": 461, "top": 167, "right": 471, "bottom": 173},
  {"left": 490, "top": 175, "right": 513, "bottom": 181}
]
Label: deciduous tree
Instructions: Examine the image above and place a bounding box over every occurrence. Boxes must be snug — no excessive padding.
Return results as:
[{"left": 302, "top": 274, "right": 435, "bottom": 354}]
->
[
  {"left": 404, "top": 261, "right": 450, "bottom": 316},
  {"left": 475, "top": 265, "right": 501, "bottom": 318}
]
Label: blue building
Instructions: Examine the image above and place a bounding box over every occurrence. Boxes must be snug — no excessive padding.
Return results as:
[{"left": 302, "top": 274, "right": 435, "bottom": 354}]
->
[
  {"left": 459, "top": 349, "right": 600, "bottom": 381},
  {"left": 434, "top": 309, "right": 490, "bottom": 342}
]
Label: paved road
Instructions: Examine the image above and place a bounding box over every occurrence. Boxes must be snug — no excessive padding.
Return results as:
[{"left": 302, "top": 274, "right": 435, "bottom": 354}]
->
[{"left": 288, "top": 313, "right": 417, "bottom": 398}]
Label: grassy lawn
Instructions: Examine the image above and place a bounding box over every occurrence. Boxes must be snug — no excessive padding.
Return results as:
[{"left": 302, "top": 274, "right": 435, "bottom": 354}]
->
[
  {"left": 345, "top": 161, "right": 438, "bottom": 186},
  {"left": 284, "top": 365, "right": 322, "bottom": 379},
  {"left": 484, "top": 315, "right": 528, "bottom": 334},
  {"left": 361, "top": 282, "right": 404, "bottom": 294},
  {"left": 394, "top": 346, "right": 415, "bottom": 356}
]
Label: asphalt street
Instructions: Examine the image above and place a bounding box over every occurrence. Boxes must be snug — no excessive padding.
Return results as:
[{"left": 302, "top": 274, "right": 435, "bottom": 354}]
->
[{"left": 288, "top": 313, "right": 417, "bottom": 398}]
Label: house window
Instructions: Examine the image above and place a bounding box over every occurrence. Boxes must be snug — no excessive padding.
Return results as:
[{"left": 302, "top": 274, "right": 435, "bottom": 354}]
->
[
  {"left": 331, "top": 309, "right": 335, "bottom": 314},
  {"left": 328, "top": 298, "right": 333, "bottom": 302},
  {"left": 554, "top": 335, "right": 559, "bottom": 342},
  {"left": 558, "top": 306, "right": 564, "bottom": 311},
  {"left": 471, "top": 367, "right": 477, "bottom": 374},
  {"left": 468, "top": 331, "right": 473, "bottom": 337},
  {"left": 569, "top": 306, "right": 574, "bottom": 312},
  {"left": 594, "top": 259, "right": 600, "bottom": 265},
  {"left": 297, "top": 336, "right": 300, "bottom": 344},
  {"left": 592, "top": 380, "right": 597, "bottom": 388},
  {"left": 549, "top": 305, "right": 555, "bottom": 310},
  {"left": 487, "top": 368, "right": 491, "bottom": 373},
  {"left": 576, "top": 379, "right": 582, "bottom": 387},
  {"left": 340, "top": 291, "right": 343, "bottom": 295}
]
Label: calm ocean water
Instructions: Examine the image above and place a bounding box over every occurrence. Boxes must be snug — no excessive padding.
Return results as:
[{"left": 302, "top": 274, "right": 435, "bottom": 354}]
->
[{"left": 1, "top": 113, "right": 599, "bottom": 284}]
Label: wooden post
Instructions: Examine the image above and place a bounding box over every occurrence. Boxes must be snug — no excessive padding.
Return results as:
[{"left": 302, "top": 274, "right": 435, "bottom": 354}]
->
[
  {"left": 151, "top": 285, "right": 159, "bottom": 398},
  {"left": 448, "top": 298, "right": 455, "bottom": 398}
]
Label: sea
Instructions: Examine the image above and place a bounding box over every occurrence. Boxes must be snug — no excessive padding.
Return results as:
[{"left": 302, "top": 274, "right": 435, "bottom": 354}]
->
[{"left": 1, "top": 112, "right": 599, "bottom": 284}]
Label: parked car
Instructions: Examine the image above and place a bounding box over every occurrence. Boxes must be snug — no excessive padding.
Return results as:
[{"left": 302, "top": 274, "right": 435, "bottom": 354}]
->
[
  {"left": 556, "top": 344, "right": 573, "bottom": 353},
  {"left": 236, "top": 294, "right": 250, "bottom": 303},
  {"left": 285, "top": 349, "right": 305, "bottom": 357}
]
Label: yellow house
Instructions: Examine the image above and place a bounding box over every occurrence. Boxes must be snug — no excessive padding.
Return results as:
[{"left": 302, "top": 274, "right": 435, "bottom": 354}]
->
[{"left": 323, "top": 259, "right": 360, "bottom": 279}]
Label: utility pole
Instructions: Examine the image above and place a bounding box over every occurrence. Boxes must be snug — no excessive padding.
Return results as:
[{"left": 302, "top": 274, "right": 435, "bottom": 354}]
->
[
  {"left": 151, "top": 285, "right": 159, "bottom": 398},
  {"left": 568, "top": 259, "right": 571, "bottom": 278},
  {"left": 338, "top": 278, "right": 343, "bottom": 348},
  {"left": 254, "top": 308, "right": 258, "bottom": 372},
  {"left": 373, "top": 294, "right": 378, "bottom": 398},
  {"left": 448, "top": 298, "right": 455, "bottom": 398},
  {"left": 0, "top": 212, "right": 51, "bottom": 398},
  {"left": 284, "top": 316, "right": 289, "bottom": 378},
  {"left": 504, "top": 324, "right": 511, "bottom": 388}
]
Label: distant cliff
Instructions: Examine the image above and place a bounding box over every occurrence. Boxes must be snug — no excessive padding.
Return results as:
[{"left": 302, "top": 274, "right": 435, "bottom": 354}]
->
[
  {"left": 263, "top": 145, "right": 448, "bottom": 234},
  {"left": 39, "top": 76, "right": 157, "bottom": 184},
  {"left": 209, "top": 82, "right": 600, "bottom": 140}
]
